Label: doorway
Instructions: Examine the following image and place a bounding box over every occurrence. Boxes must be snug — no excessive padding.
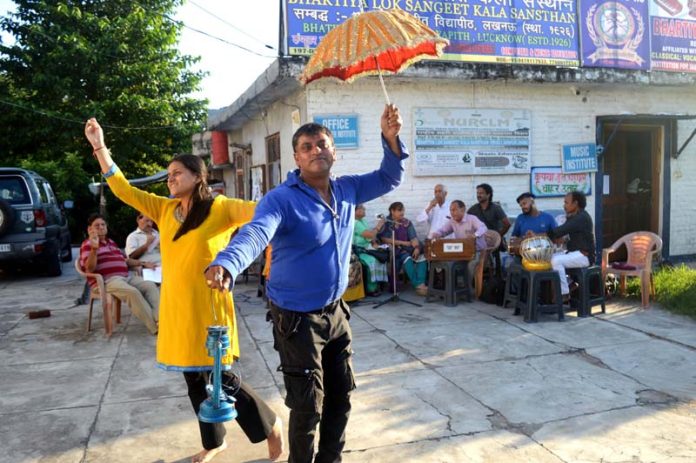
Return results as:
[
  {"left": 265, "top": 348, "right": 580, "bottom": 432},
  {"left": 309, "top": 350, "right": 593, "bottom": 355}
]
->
[{"left": 597, "top": 120, "right": 667, "bottom": 259}]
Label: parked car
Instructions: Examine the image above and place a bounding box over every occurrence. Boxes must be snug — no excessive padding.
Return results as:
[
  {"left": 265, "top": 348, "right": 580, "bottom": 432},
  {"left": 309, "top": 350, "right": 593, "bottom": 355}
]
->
[{"left": 0, "top": 168, "right": 72, "bottom": 276}]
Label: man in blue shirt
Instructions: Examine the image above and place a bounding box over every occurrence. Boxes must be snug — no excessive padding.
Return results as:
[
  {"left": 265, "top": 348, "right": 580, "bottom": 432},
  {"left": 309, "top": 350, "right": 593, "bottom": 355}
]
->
[
  {"left": 511, "top": 192, "right": 557, "bottom": 238},
  {"left": 206, "top": 105, "right": 407, "bottom": 463}
]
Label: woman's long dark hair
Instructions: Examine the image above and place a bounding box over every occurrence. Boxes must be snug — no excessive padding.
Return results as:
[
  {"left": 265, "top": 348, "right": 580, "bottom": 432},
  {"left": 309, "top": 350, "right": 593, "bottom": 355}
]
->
[{"left": 171, "top": 154, "right": 214, "bottom": 241}]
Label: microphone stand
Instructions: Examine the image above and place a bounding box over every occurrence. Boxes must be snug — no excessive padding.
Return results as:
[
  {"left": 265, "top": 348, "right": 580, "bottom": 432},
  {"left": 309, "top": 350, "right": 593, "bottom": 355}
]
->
[{"left": 373, "top": 217, "right": 422, "bottom": 309}]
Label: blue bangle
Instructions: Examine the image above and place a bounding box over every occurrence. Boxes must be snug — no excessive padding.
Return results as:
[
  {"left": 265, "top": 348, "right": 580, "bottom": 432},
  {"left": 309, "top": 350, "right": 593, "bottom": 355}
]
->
[{"left": 103, "top": 164, "right": 118, "bottom": 178}]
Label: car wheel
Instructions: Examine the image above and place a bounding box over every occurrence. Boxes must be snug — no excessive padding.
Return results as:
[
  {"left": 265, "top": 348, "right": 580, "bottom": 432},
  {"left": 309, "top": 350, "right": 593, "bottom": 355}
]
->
[
  {"left": 44, "top": 242, "right": 63, "bottom": 277},
  {"left": 61, "top": 236, "right": 73, "bottom": 262},
  {"left": 0, "top": 199, "right": 15, "bottom": 237}
]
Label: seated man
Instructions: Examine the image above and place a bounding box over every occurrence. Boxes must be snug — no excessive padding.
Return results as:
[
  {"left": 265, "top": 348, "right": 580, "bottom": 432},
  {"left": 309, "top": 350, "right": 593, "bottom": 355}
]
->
[
  {"left": 80, "top": 213, "right": 159, "bottom": 335},
  {"left": 125, "top": 213, "right": 161, "bottom": 265},
  {"left": 511, "top": 192, "right": 557, "bottom": 239},
  {"left": 468, "top": 183, "right": 511, "bottom": 274},
  {"left": 416, "top": 183, "right": 452, "bottom": 238},
  {"left": 547, "top": 191, "right": 595, "bottom": 301},
  {"left": 428, "top": 200, "right": 488, "bottom": 290},
  {"left": 468, "top": 183, "right": 511, "bottom": 244}
]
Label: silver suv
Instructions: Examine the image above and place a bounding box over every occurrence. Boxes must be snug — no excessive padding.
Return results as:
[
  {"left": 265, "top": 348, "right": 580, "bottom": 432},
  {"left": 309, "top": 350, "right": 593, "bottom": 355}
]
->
[{"left": 0, "top": 168, "right": 72, "bottom": 276}]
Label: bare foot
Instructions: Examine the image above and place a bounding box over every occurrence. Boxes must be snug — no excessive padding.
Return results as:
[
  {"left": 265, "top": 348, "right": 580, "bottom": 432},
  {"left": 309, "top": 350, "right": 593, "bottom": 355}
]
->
[
  {"left": 191, "top": 440, "right": 227, "bottom": 463},
  {"left": 267, "top": 417, "right": 284, "bottom": 461}
]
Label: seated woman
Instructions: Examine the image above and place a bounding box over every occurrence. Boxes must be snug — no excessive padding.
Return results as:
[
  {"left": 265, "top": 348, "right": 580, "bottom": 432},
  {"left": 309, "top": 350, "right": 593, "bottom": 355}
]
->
[
  {"left": 378, "top": 202, "right": 428, "bottom": 296},
  {"left": 353, "top": 204, "right": 389, "bottom": 297}
]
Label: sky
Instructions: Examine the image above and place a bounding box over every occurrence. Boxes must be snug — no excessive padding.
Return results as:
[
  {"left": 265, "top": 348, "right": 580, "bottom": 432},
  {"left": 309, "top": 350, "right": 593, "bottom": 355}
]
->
[{"left": 0, "top": 0, "right": 282, "bottom": 109}]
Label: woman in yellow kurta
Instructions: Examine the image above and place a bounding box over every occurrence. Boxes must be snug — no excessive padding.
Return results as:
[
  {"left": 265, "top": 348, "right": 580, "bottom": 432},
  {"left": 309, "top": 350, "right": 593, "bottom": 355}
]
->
[{"left": 85, "top": 119, "right": 283, "bottom": 463}]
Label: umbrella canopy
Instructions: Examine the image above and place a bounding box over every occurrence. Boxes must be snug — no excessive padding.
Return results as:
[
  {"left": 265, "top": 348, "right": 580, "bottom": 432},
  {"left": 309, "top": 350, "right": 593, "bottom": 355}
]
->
[{"left": 299, "top": 8, "right": 449, "bottom": 87}]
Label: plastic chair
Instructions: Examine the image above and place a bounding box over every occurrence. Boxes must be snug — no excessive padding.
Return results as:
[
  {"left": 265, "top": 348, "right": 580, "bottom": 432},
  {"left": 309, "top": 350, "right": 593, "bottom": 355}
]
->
[
  {"left": 74, "top": 258, "right": 122, "bottom": 336},
  {"left": 474, "top": 230, "right": 502, "bottom": 299},
  {"left": 602, "top": 231, "right": 662, "bottom": 308}
]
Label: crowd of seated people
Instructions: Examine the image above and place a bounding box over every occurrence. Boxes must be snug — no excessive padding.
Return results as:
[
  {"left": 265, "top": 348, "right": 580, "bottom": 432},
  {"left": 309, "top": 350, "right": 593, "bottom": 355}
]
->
[{"left": 350, "top": 182, "right": 595, "bottom": 305}]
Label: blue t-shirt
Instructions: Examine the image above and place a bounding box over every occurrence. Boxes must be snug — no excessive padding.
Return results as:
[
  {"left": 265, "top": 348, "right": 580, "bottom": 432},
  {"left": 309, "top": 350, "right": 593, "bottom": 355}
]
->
[{"left": 511, "top": 211, "right": 557, "bottom": 237}]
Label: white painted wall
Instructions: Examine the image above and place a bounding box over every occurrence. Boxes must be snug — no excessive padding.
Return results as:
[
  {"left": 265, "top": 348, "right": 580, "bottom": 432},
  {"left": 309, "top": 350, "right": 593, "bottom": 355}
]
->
[
  {"left": 223, "top": 78, "right": 696, "bottom": 257},
  {"left": 673, "top": 119, "right": 696, "bottom": 256}
]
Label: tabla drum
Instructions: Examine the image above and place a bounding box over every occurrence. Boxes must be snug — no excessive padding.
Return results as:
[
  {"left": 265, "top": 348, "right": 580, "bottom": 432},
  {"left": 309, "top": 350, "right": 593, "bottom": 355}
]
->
[{"left": 520, "top": 235, "right": 553, "bottom": 271}]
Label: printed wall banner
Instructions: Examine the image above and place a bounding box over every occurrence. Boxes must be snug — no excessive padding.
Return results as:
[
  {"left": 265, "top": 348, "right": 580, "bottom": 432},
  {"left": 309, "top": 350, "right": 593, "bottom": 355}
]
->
[
  {"left": 531, "top": 166, "right": 592, "bottom": 197},
  {"left": 562, "top": 143, "right": 598, "bottom": 173},
  {"left": 313, "top": 114, "right": 359, "bottom": 148},
  {"left": 413, "top": 108, "right": 530, "bottom": 176},
  {"left": 250, "top": 165, "right": 266, "bottom": 202},
  {"left": 650, "top": 0, "right": 696, "bottom": 72},
  {"left": 580, "top": 0, "right": 650, "bottom": 69},
  {"left": 284, "top": 1, "right": 580, "bottom": 66}
]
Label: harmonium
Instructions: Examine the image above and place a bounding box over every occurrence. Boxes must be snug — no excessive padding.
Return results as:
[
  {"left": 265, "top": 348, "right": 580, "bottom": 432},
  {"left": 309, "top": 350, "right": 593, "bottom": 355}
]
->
[{"left": 424, "top": 237, "right": 476, "bottom": 262}]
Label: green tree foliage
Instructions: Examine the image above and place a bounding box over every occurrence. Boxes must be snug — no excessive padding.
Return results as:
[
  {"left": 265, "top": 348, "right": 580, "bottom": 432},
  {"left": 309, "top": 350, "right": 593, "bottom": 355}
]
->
[{"left": 0, "top": 0, "right": 207, "bottom": 243}]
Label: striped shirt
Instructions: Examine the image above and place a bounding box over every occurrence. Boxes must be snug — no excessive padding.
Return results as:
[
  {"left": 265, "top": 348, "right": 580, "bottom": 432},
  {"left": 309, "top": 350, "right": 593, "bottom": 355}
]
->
[{"left": 79, "top": 238, "right": 129, "bottom": 288}]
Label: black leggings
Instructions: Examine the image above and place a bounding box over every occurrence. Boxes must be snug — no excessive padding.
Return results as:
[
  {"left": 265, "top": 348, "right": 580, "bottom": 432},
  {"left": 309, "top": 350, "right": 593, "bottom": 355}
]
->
[{"left": 183, "top": 371, "right": 277, "bottom": 450}]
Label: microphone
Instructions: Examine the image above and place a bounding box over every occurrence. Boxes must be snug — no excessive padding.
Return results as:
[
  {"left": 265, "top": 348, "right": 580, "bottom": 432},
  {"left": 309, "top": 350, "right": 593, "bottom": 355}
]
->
[{"left": 376, "top": 213, "right": 396, "bottom": 224}]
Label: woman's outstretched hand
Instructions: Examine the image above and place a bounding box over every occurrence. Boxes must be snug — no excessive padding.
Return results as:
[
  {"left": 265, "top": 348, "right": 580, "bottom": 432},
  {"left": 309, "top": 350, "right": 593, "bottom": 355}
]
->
[{"left": 85, "top": 118, "right": 106, "bottom": 151}]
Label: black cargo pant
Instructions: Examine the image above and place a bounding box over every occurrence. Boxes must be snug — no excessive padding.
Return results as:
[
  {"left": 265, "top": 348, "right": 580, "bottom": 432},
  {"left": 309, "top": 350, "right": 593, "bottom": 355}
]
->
[
  {"left": 183, "top": 370, "right": 277, "bottom": 450},
  {"left": 268, "top": 299, "right": 356, "bottom": 463}
]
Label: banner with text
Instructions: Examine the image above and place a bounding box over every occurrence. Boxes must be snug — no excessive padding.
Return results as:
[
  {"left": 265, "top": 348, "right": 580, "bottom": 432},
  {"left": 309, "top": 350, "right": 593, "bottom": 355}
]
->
[
  {"left": 285, "top": 0, "right": 580, "bottom": 66},
  {"left": 413, "top": 107, "right": 531, "bottom": 176},
  {"left": 579, "top": 0, "right": 650, "bottom": 69},
  {"left": 531, "top": 166, "right": 592, "bottom": 197},
  {"left": 650, "top": 0, "right": 696, "bottom": 72}
]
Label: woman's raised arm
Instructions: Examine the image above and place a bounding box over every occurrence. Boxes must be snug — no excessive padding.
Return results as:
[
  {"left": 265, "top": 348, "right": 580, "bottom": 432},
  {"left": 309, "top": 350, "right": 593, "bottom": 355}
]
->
[{"left": 85, "top": 118, "right": 114, "bottom": 174}]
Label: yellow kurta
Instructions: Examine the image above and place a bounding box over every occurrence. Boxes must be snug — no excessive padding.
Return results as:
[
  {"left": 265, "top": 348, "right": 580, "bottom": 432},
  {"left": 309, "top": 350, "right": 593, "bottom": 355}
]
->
[{"left": 107, "top": 170, "right": 255, "bottom": 371}]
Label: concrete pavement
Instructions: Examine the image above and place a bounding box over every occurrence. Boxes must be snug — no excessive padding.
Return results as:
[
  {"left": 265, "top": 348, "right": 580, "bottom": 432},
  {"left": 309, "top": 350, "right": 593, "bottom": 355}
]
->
[{"left": 1, "top": 256, "right": 695, "bottom": 462}]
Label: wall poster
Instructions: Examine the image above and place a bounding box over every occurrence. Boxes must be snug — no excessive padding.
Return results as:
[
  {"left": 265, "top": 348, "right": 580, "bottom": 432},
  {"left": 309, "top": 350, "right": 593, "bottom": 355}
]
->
[
  {"left": 250, "top": 165, "right": 266, "bottom": 202},
  {"left": 579, "top": 0, "right": 650, "bottom": 69},
  {"left": 650, "top": 0, "right": 696, "bottom": 72},
  {"left": 413, "top": 107, "right": 531, "bottom": 176}
]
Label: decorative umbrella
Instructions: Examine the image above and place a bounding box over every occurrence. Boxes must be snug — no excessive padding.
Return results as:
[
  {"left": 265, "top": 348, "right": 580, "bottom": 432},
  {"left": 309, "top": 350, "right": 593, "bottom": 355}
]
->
[{"left": 299, "top": 8, "right": 449, "bottom": 103}]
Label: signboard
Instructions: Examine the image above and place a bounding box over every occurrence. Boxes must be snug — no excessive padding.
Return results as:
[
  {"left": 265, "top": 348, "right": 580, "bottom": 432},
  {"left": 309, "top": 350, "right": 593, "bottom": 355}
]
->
[
  {"left": 313, "top": 114, "right": 359, "bottom": 148},
  {"left": 531, "top": 166, "right": 592, "bottom": 197},
  {"left": 579, "top": 0, "right": 650, "bottom": 69},
  {"left": 413, "top": 108, "right": 530, "bottom": 176},
  {"left": 650, "top": 0, "right": 696, "bottom": 72},
  {"left": 562, "top": 143, "right": 598, "bottom": 173},
  {"left": 284, "top": 1, "right": 580, "bottom": 66}
]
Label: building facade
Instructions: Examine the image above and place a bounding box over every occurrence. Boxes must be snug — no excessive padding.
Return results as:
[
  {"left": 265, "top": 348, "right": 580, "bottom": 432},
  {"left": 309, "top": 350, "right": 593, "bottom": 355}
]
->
[{"left": 198, "top": 57, "right": 696, "bottom": 260}]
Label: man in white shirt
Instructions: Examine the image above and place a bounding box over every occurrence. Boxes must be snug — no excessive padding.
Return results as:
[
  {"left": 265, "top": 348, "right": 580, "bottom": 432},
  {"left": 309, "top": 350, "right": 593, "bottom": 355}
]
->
[
  {"left": 125, "top": 214, "right": 161, "bottom": 265},
  {"left": 416, "top": 183, "right": 453, "bottom": 238}
]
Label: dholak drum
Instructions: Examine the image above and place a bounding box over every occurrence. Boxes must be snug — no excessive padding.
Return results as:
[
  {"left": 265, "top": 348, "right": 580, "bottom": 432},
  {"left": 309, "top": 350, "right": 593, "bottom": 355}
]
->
[
  {"left": 519, "top": 235, "right": 553, "bottom": 271},
  {"left": 425, "top": 237, "right": 476, "bottom": 262}
]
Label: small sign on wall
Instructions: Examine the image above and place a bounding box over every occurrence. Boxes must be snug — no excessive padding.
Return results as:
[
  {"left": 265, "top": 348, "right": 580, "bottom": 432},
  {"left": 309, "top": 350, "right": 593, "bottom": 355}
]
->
[
  {"left": 313, "top": 115, "right": 359, "bottom": 148},
  {"left": 562, "top": 143, "right": 598, "bottom": 173},
  {"left": 531, "top": 166, "right": 592, "bottom": 198}
]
